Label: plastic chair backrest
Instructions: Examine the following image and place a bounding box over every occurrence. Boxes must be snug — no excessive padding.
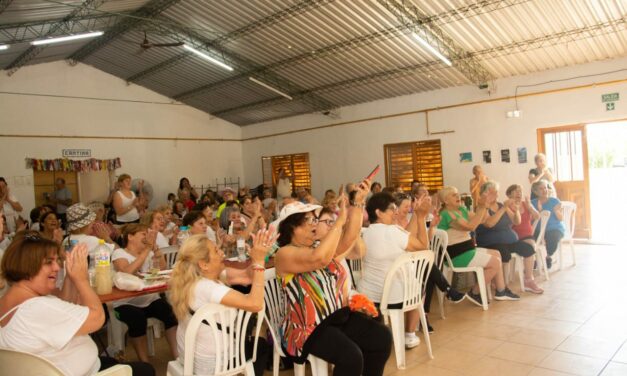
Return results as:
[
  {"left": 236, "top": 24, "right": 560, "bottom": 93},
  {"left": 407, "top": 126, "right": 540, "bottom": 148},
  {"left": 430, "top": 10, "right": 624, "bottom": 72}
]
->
[
  {"left": 263, "top": 268, "right": 284, "bottom": 337},
  {"left": 161, "top": 246, "right": 178, "bottom": 268},
  {"left": 348, "top": 258, "right": 362, "bottom": 273},
  {"left": 534, "top": 211, "right": 551, "bottom": 245},
  {"left": 0, "top": 347, "right": 64, "bottom": 375},
  {"left": 183, "top": 303, "right": 263, "bottom": 375},
  {"left": 430, "top": 229, "right": 449, "bottom": 270},
  {"left": 96, "top": 364, "right": 133, "bottom": 376},
  {"left": 561, "top": 201, "right": 577, "bottom": 240},
  {"left": 379, "top": 251, "right": 434, "bottom": 314}
]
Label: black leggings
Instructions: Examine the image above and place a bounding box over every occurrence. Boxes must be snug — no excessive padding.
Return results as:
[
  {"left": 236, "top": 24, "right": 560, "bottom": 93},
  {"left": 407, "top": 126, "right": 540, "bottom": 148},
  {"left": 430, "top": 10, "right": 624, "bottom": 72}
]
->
[
  {"left": 484, "top": 240, "right": 535, "bottom": 263},
  {"left": 307, "top": 312, "right": 392, "bottom": 376},
  {"left": 99, "top": 356, "right": 155, "bottom": 376},
  {"left": 424, "top": 266, "right": 452, "bottom": 314},
  {"left": 114, "top": 298, "right": 177, "bottom": 337}
]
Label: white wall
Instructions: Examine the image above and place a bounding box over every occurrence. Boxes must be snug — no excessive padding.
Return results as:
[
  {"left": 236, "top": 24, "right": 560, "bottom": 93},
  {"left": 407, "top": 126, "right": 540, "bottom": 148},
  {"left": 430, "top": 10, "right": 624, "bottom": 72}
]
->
[
  {"left": 0, "top": 61, "right": 244, "bottom": 216},
  {"left": 242, "top": 57, "right": 627, "bottom": 199}
]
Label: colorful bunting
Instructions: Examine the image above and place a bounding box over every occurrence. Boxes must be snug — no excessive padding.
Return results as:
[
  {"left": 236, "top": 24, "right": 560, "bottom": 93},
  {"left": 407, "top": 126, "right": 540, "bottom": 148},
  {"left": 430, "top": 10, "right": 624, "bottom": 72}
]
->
[{"left": 25, "top": 157, "right": 121, "bottom": 172}]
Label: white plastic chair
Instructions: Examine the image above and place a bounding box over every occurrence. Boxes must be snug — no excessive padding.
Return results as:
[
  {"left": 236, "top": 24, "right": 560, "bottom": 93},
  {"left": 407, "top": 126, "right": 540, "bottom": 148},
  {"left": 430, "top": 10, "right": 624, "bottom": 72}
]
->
[
  {"left": 434, "top": 230, "right": 490, "bottom": 311},
  {"left": 380, "top": 251, "right": 435, "bottom": 369},
  {"left": 0, "top": 347, "right": 131, "bottom": 375},
  {"left": 531, "top": 210, "right": 551, "bottom": 280},
  {"left": 107, "top": 306, "right": 158, "bottom": 356},
  {"left": 167, "top": 303, "right": 264, "bottom": 376},
  {"left": 161, "top": 246, "right": 179, "bottom": 269},
  {"left": 263, "top": 268, "right": 329, "bottom": 376},
  {"left": 431, "top": 231, "right": 449, "bottom": 319},
  {"left": 347, "top": 258, "right": 362, "bottom": 290},
  {"left": 559, "top": 201, "right": 577, "bottom": 269},
  {"left": 507, "top": 253, "right": 525, "bottom": 292}
]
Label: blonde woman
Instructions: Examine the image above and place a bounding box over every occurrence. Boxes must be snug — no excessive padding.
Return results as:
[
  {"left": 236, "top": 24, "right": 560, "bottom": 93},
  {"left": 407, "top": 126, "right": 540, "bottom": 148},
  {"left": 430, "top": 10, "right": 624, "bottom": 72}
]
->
[
  {"left": 169, "top": 231, "right": 276, "bottom": 375},
  {"left": 113, "top": 174, "right": 142, "bottom": 224}
]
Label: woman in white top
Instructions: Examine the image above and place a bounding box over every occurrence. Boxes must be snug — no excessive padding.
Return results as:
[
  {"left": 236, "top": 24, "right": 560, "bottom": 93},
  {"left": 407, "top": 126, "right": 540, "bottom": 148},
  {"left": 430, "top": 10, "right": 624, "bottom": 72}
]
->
[
  {"left": 169, "top": 231, "right": 276, "bottom": 375},
  {"left": 360, "top": 192, "right": 432, "bottom": 348},
  {"left": 276, "top": 168, "right": 292, "bottom": 205},
  {"left": 141, "top": 210, "right": 174, "bottom": 248},
  {"left": 0, "top": 177, "right": 23, "bottom": 233},
  {"left": 113, "top": 174, "right": 142, "bottom": 224},
  {"left": 111, "top": 223, "right": 178, "bottom": 362},
  {"left": 0, "top": 231, "right": 155, "bottom": 376}
]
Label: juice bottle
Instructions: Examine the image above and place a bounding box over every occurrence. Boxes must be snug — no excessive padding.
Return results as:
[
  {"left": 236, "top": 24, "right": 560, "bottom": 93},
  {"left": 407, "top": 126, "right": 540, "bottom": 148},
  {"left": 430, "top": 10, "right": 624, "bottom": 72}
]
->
[{"left": 94, "top": 240, "right": 113, "bottom": 294}]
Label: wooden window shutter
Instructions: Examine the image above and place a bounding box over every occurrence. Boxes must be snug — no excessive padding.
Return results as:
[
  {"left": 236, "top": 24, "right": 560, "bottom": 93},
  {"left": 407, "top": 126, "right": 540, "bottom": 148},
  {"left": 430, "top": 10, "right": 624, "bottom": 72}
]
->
[
  {"left": 385, "top": 140, "right": 443, "bottom": 193},
  {"left": 261, "top": 153, "right": 312, "bottom": 192},
  {"left": 291, "top": 153, "right": 311, "bottom": 191},
  {"left": 385, "top": 142, "right": 414, "bottom": 191},
  {"left": 414, "top": 140, "right": 444, "bottom": 192}
]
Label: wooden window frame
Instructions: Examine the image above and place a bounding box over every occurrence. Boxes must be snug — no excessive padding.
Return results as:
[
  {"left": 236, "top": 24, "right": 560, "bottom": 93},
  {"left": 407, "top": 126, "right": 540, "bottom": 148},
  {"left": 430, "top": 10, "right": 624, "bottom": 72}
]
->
[
  {"left": 383, "top": 139, "right": 444, "bottom": 193},
  {"left": 261, "top": 152, "right": 312, "bottom": 194}
]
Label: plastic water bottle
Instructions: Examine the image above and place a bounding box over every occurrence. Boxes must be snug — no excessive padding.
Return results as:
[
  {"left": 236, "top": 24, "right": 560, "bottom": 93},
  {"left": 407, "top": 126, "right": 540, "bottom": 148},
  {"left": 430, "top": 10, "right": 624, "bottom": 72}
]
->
[
  {"left": 236, "top": 236, "right": 246, "bottom": 261},
  {"left": 177, "top": 226, "right": 190, "bottom": 247},
  {"left": 94, "top": 240, "right": 113, "bottom": 295}
]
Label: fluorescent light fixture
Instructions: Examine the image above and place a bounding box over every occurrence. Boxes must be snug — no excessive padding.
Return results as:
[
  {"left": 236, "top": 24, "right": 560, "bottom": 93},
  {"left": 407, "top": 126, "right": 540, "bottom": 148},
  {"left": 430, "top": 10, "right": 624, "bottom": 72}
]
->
[
  {"left": 248, "top": 77, "right": 293, "bottom": 100},
  {"left": 31, "top": 31, "right": 103, "bottom": 46},
  {"left": 183, "top": 44, "right": 233, "bottom": 71},
  {"left": 0, "top": 44, "right": 8, "bottom": 50},
  {"left": 412, "top": 32, "right": 452, "bottom": 66}
]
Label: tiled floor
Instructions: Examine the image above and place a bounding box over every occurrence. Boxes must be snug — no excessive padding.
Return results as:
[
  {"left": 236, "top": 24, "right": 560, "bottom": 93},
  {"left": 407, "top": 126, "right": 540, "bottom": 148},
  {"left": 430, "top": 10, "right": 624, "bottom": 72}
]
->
[{"left": 134, "top": 243, "right": 627, "bottom": 375}]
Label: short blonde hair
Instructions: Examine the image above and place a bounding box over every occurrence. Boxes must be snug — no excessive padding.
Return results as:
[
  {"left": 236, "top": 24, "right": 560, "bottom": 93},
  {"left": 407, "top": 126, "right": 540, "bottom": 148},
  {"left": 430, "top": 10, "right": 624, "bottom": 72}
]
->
[{"left": 438, "top": 186, "right": 458, "bottom": 205}]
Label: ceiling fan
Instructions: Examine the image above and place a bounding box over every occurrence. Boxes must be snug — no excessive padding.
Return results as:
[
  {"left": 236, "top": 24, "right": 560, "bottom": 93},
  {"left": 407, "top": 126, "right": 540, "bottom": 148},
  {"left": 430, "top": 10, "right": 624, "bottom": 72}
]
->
[{"left": 140, "top": 32, "right": 183, "bottom": 50}]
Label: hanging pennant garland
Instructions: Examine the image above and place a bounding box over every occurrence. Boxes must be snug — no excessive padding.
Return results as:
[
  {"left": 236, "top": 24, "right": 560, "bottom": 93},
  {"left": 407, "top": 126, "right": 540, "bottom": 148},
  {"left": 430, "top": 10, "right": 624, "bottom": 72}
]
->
[{"left": 25, "top": 157, "right": 122, "bottom": 172}]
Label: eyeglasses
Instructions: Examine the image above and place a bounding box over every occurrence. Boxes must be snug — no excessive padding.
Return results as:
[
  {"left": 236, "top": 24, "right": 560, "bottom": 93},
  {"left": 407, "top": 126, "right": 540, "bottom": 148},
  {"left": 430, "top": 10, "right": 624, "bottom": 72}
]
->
[
  {"left": 304, "top": 216, "right": 319, "bottom": 225},
  {"left": 318, "top": 219, "right": 336, "bottom": 226}
]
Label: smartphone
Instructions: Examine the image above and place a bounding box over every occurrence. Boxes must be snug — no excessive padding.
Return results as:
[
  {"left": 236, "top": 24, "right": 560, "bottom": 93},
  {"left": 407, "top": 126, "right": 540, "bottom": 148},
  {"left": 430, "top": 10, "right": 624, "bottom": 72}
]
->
[{"left": 365, "top": 165, "right": 381, "bottom": 181}]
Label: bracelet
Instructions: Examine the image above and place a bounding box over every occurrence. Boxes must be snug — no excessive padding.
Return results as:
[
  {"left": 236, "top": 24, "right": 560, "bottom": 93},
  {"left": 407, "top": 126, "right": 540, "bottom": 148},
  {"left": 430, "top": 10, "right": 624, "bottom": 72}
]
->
[
  {"left": 353, "top": 203, "right": 365, "bottom": 209},
  {"left": 251, "top": 263, "right": 265, "bottom": 271}
]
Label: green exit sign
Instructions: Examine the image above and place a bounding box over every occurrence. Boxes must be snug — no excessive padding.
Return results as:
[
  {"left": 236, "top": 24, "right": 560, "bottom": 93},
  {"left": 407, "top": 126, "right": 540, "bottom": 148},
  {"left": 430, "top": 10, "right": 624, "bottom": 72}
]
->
[{"left": 602, "top": 93, "right": 619, "bottom": 103}]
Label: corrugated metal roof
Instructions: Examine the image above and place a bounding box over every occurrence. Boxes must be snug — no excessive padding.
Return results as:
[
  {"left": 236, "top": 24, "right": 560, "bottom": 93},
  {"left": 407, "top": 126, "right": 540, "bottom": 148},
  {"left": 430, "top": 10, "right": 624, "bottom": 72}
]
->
[{"left": 0, "top": 0, "right": 625, "bottom": 125}]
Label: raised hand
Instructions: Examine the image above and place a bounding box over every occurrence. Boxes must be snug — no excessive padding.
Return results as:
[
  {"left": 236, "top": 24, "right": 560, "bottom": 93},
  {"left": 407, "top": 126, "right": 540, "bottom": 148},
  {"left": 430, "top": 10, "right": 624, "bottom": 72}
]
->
[
  {"left": 249, "top": 227, "right": 279, "bottom": 263},
  {"left": 353, "top": 178, "right": 371, "bottom": 205},
  {"left": 52, "top": 228, "right": 64, "bottom": 244},
  {"left": 66, "top": 243, "right": 89, "bottom": 283},
  {"left": 336, "top": 185, "right": 348, "bottom": 225},
  {"left": 413, "top": 193, "right": 432, "bottom": 216},
  {"left": 93, "top": 222, "right": 110, "bottom": 240}
]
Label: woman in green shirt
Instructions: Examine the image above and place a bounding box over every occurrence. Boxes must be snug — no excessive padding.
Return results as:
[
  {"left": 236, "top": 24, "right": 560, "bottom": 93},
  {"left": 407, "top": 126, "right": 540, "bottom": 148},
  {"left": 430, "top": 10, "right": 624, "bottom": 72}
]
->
[{"left": 437, "top": 186, "right": 519, "bottom": 306}]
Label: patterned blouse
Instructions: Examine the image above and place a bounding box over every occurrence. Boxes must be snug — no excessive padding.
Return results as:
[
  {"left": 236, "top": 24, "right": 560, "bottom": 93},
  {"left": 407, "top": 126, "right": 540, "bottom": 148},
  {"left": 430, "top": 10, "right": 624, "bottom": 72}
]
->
[{"left": 279, "top": 259, "right": 349, "bottom": 358}]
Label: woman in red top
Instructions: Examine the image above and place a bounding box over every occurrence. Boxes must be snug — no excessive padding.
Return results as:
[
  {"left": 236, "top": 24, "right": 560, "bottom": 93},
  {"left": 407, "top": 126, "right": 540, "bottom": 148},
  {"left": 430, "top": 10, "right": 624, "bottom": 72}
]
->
[{"left": 506, "top": 184, "right": 543, "bottom": 292}]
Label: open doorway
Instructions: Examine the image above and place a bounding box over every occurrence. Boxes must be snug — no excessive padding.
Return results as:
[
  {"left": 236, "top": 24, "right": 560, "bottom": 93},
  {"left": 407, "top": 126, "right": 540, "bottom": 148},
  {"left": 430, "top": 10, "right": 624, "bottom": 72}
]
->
[{"left": 587, "top": 120, "right": 627, "bottom": 244}]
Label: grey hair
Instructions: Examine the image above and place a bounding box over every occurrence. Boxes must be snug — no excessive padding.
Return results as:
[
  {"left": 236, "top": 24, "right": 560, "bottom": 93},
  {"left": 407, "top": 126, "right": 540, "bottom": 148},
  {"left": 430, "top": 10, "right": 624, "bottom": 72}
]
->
[
  {"left": 531, "top": 179, "right": 549, "bottom": 194},
  {"left": 87, "top": 201, "right": 104, "bottom": 212},
  {"left": 479, "top": 180, "right": 499, "bottom": 196},
  {"left": 220, "top": 205, "right": 241, "bottom": 230}
]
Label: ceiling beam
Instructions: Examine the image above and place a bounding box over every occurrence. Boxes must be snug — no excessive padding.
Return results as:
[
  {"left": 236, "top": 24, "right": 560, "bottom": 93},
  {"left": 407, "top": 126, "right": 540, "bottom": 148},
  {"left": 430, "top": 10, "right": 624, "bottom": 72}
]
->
[
  {"left": 142, "top": 16, "right": 336, "bottom": 113},
  {"left": 126, "top": 0, "right": 329, "bottom": 84},
  {"left": 376, "top": 0, "right": 493, "bottom": 85},
  {"left": 173, "top": 0, "right": 524, "bottom": 101},
  {"left": 67, "top": 0, "right": 180, "bottom": 64},
  {"left": 213, "top": 19, "right": 624, "bottom": 120},
  {"left": 4, "top": 0, "right": 107, "bottom": 76},
  {"left": 0, "top": 0, "right": 13, "bottom": 14},
  {"left": 0, "top": 13, "right": 125, "bottom": 45}
]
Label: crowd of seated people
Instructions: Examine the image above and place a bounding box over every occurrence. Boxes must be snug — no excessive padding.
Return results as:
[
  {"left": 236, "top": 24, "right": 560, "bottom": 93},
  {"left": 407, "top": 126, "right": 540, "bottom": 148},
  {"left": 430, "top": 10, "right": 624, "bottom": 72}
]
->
[{"left": 0, "top": 165, "right": 569, "bottom": 375}]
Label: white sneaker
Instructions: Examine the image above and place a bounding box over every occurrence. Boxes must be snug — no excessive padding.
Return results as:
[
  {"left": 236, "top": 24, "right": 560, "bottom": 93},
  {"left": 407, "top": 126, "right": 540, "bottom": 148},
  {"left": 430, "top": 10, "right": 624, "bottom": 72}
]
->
[{"left": 405, "top": 332, "right": 420, "bottom": 349}]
